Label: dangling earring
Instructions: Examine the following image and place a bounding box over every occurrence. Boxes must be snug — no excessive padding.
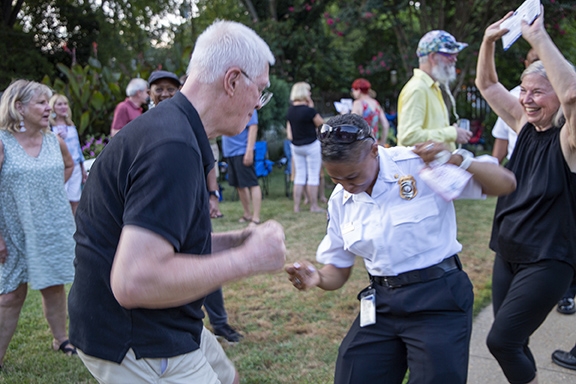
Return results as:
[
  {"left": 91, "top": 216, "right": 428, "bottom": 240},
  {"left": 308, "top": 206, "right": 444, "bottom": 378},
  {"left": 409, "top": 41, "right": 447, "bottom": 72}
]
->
[
  {"left": 19, "top": 120, "right": 26, "bottom": 132},
  {"left": 51, "top": 112, "right": 57, "bottom": 119}
]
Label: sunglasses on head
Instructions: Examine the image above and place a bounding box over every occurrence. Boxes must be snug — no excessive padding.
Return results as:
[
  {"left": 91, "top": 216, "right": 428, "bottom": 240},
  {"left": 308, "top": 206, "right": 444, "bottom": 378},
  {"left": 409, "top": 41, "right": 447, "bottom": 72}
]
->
[{"left": 317, "top": 124, "right": 372, "bottom": 144}]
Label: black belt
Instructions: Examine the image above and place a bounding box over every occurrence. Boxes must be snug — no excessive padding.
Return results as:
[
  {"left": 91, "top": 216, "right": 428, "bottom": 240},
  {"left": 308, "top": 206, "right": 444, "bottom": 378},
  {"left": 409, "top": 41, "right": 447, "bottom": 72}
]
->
[{"left": 370, "top": 255, "right": 461, "bottom": 288}]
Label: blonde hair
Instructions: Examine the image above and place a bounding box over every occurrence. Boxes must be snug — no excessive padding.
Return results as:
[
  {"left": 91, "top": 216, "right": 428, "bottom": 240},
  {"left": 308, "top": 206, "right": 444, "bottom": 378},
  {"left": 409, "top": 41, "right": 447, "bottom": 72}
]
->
[
  {"left": 290, "top": 82, "right": 311, "bottom": 102},
  {"left": 49, "top": 94, "right": 74, "bottom": 126},
  {"left": 0, "top": 79, "right": 53, "bottom": 133}
]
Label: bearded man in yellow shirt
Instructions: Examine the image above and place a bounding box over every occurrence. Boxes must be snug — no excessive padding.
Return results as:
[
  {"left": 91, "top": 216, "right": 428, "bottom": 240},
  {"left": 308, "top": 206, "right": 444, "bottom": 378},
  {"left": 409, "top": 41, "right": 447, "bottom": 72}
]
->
[{"left": 397, "top": 30, "right": 472, "bottom": 151}]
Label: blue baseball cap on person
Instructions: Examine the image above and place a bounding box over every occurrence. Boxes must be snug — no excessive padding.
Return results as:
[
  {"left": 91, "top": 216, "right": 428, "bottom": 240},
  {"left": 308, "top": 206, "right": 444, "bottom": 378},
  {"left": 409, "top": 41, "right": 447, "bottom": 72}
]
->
[{"left": 416, "top": 30, "right": 468, "bottom": 57}]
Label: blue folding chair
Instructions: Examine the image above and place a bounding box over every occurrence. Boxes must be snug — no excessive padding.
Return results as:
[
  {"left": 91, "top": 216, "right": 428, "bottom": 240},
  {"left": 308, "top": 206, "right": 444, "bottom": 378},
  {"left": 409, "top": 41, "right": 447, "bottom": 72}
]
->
[{"left": 254, "top": 141, "right": 274, "bottom": 196}]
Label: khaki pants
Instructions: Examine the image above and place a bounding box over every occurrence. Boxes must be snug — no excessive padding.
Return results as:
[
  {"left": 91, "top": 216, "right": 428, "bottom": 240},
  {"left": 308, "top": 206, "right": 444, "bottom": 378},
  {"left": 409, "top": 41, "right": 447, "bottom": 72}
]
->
[{"left": 78, "top": 327, "right": 235, "bottom": 384}]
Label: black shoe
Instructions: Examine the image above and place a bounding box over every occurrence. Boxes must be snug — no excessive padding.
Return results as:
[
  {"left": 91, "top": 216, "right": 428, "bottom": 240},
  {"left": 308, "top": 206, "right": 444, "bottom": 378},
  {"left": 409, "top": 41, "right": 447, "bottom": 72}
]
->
[
  {"left": 557, "top": 298, "right": 576, "bottom": 314},
  {"left": 552, "top": 350, "right": 576, "bottom": 370},
  {"left": 213, "top": 324, "right": 244, "bottom": 343}
]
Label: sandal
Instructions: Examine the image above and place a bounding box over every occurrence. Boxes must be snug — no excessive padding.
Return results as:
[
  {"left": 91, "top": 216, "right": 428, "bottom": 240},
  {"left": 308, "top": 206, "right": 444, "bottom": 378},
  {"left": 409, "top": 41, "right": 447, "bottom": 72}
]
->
[
  {"left": 251, "top": 219, "right": 261, "bottom": 225},
  {"left": 55, "top": 340, "right": 77, "bottom": 356},
  {"left": 238, "top": 216, "right": 252, "bottom": 223}
]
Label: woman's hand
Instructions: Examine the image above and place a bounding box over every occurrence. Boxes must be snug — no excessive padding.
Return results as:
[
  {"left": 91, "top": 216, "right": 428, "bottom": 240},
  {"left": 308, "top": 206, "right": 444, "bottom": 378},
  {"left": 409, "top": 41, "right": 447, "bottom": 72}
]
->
[
  {"left": 521, "top": 5, "right": 546, "bottom": 45},
  {"left": 484, "top": 11, "right": 514, "bottom": 43},
  {"left": 81, "top": 165, "right": 88, "bottom": 183},
  {"left": 0, "top": 233, "right": 8, "bottom": 264},
  {"left": 285, "top": 261, "right": 320, "bottom": 291}
]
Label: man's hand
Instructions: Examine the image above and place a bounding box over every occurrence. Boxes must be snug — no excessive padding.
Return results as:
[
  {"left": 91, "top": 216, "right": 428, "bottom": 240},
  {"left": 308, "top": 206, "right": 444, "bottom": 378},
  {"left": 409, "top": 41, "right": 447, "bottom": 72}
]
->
[
  {"left": 241, "top": 220, "right": 286, "bottom": 273},
  {"left": 209, "top": 195, "right": 223, "bottom": 218},
  {"left": 455, "top": 126, "right": 473, "bottom": 144},
  {"left": 243, "top": 151, "right": 254, "bottom": 167}
]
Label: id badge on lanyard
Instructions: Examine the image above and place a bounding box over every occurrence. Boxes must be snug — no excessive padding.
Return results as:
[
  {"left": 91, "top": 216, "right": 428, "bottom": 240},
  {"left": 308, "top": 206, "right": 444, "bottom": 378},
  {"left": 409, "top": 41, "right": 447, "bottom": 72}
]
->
[{"left": 359, "top": 287, "right": 376, "bottom": 327}]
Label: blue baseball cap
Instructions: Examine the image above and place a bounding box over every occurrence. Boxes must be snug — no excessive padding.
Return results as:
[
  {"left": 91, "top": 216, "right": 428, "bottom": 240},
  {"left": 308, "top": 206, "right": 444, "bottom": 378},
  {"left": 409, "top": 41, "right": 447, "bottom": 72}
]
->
[{"left": 416, "top": 30, "right": 468, "bottom": 57}]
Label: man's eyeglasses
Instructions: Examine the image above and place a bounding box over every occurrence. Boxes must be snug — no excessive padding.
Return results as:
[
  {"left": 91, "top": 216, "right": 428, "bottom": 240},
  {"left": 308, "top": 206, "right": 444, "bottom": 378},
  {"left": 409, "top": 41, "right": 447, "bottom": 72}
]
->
[
  {"left": 240, "top": 70, "right": 273, "bottom": 108},
  {"left": 317, "top": 124, "right": 373, "bottom": 144}
]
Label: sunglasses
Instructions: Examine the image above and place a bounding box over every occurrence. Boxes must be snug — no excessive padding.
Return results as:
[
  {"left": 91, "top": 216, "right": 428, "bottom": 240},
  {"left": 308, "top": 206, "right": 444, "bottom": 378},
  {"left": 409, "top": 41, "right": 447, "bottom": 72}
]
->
[{"left": 317, "top": 124, "right": 373, "bottom": 144}]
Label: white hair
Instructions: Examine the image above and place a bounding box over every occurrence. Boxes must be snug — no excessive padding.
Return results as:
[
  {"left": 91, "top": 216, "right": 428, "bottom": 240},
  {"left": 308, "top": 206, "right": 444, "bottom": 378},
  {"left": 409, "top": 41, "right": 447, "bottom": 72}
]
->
[
  {"left": 521, "top": 60, "right": 568, "bottom": 127},
  {"left": 187, "top": 20, "right": 275, "bottom": 84},
  {"left": 126, "top": 78, "right": 148, "bottom": 97}
]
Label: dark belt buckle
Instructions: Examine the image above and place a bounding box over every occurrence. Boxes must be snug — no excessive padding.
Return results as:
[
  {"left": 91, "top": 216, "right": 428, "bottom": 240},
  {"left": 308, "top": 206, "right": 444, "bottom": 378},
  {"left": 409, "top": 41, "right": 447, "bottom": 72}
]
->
[{"left": 384, "top": 276, "right": 402, "bottom": 288}]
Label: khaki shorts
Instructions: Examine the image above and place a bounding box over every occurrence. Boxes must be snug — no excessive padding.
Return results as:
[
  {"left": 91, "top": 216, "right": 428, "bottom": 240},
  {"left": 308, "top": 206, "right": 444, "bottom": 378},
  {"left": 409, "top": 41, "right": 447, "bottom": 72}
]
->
[{"left": 78, "top": 327, "right": 236, "bottom": 384}]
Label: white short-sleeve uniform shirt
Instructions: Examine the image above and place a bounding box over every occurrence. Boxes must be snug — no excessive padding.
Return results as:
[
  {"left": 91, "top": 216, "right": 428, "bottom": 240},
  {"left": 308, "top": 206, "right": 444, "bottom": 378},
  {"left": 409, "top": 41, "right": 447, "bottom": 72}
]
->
[
  {"left": 317, "top": 146, "right": 484, "bottom": 277},
  {"left": 491, "top": 86, "right": 520, "bottom": 160}
]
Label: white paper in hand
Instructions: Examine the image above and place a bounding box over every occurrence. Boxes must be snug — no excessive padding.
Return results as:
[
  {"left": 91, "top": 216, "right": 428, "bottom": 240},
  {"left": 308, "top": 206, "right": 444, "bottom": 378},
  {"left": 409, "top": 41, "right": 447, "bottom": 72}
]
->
[
  {"left": 419, "top": 163, "right": 472, "bottom": 201},
  {"left": 334, "top": 98, "right": 353, "bottom": 114},
  {"left": 500, "top": 0, "right": 541, "bottom": 50}
]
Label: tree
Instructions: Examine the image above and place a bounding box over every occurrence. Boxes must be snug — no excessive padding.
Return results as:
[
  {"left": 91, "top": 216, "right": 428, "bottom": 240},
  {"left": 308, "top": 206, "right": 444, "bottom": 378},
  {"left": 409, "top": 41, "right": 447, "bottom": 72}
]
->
[{"left": 0, "top": 0, "right": 185, "bottom": 88}]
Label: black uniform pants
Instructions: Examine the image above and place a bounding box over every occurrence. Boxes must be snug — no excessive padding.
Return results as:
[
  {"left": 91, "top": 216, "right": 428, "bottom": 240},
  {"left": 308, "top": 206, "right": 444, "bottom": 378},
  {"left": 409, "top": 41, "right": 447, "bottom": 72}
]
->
[{"left": 334, "top": 269, "right": 473, "bottom": 384}]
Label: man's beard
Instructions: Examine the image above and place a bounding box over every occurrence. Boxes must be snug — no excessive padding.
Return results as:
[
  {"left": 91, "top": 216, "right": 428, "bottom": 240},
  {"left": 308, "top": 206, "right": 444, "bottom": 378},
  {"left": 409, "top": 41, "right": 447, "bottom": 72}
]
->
[{"left": 431, "top": 60, "right": 457, "bottom": 85}]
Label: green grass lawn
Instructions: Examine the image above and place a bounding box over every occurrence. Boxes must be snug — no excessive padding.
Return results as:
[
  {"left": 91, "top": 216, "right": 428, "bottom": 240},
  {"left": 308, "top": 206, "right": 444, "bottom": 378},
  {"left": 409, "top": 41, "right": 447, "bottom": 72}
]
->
[{"left": 0, "top": 167, "right": 498, "bottom": 383}]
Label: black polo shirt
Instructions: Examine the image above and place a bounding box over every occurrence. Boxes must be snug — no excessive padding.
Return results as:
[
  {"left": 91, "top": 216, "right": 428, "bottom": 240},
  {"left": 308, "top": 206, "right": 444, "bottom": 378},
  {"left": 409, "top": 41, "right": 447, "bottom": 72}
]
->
[{"left": 69, "top": 92, "right": 214, "bottom": 363}]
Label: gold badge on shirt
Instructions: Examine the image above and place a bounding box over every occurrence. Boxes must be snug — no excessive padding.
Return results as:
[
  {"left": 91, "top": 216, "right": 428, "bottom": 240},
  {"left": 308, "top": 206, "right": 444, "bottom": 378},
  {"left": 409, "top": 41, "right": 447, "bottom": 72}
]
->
[{"left": 398, "top": 175, "right": 418, "bottom": 200}]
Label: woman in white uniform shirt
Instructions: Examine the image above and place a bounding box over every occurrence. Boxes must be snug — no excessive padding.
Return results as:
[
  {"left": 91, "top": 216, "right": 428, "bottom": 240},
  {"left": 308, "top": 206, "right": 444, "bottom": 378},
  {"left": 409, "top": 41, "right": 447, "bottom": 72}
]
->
[{"left": 285, "top": 113, "right": 516, "bottom": 384}]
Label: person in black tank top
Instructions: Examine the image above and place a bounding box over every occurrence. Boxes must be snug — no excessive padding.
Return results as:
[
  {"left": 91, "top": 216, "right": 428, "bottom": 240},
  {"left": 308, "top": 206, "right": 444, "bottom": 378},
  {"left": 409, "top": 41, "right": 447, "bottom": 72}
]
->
[{"left": 476, "top": 10, "right": 576, "bottom": 384}]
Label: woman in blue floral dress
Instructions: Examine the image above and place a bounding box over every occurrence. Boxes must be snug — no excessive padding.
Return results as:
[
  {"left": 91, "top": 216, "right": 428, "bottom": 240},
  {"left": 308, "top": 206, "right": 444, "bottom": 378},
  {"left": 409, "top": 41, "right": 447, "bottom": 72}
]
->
[{"left": 0, "top": 80, "right": 76, "bottom": 371}]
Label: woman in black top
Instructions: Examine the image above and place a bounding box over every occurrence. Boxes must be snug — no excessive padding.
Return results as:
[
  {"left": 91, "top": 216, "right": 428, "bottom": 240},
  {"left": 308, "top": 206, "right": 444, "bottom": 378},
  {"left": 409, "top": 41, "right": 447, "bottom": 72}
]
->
[
  {"left": 476, "top": 9, "right": 576, "bottom": 384},
  {"left": 286, "top": 82, "right": 325, "bottom": 213}
]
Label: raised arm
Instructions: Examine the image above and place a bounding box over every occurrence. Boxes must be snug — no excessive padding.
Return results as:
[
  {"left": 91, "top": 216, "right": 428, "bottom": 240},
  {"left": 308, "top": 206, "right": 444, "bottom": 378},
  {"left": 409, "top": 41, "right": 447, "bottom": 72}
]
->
[
  {"left": 521, "top": 8, "right": 576, "bottom": 170},
  {"left": 312, "top": 113, "right": 324, "bottom": 128},
  {"left": 351, "top": 99, "right": 363, "bottom": 116},
  {"left": 475, "top": 12, "right": 526, "bottom": 134}
]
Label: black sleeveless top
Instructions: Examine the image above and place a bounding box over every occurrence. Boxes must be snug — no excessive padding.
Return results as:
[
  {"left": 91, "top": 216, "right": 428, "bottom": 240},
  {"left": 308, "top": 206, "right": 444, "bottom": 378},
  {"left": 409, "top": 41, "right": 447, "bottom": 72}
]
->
[{"left": 489, "top": 123, "right": 576, "bottom": 269}]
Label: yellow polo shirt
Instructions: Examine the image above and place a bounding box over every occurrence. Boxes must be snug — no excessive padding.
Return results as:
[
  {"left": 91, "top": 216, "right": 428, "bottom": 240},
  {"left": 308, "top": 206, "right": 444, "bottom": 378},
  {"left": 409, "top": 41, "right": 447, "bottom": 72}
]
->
[{"left": 397, "top": 69, "right": 457, "bottom": 151}]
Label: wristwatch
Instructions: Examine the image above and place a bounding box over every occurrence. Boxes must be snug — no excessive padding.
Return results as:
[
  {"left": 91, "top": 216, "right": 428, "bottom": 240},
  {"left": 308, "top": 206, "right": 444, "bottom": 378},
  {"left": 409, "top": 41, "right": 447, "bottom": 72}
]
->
[
  {"left": 208, "top": 190, "right": 220, "bottom": 199},
  {"left": 452, "top": 148, "right": 474, "bottom": 170}
]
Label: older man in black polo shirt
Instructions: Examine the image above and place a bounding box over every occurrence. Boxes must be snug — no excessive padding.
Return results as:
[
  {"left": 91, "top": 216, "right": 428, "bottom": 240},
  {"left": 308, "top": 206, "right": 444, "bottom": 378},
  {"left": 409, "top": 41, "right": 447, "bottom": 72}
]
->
[{"left": 68, "top": 21, "right": 285, "bottom": 383}]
